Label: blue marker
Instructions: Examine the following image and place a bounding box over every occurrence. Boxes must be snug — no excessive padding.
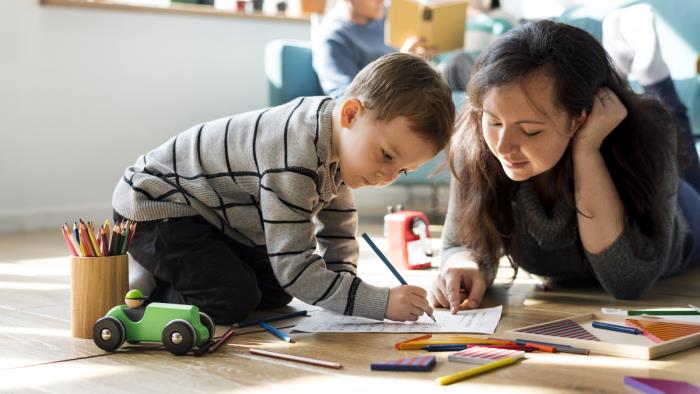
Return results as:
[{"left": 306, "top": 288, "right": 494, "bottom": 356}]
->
[{"left": 592, "top": 321, "right": 641, "bottom": 335}]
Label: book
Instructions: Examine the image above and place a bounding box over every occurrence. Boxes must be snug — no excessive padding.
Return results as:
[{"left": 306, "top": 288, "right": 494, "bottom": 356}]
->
[{"left": 386, "top": 0, "right": 468, "bottom": 53}]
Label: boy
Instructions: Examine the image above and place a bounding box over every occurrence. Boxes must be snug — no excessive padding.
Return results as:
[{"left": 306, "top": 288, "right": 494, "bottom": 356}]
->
[{"left": 113, "top": 53, "right": 455, "bottom": 324}]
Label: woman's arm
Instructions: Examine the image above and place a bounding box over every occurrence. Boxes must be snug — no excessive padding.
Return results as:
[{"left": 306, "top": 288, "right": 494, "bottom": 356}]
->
[{"left": 572, "top": 88, "right": 628, "bottom": 254}]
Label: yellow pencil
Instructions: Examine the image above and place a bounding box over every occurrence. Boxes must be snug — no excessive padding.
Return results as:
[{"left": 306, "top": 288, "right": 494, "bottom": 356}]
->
[
  {"left": 86, "top": 221, "right": 102, "bottom": 257},
  {"left": 436, "top": 357, "right": 518, "bottom": 386}
]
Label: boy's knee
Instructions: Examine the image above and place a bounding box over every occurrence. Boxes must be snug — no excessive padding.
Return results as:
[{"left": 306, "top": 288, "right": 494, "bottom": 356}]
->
[{"left": 202, "top": 284, "right": 262, "bottom": 325}]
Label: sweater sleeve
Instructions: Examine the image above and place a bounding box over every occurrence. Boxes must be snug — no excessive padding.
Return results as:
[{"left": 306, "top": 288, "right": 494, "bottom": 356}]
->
[
  {"left": 260, "top": 172, "right": 389, "bottom": 320},
  {"left": 584, "top": 153, "right": 686, "bottom": 299},
  {"left": 314, "top": 182, "right": 360, "bottom": 276},
  {"left": 441, "top": 177, "right": 498, "bottom": 286}
]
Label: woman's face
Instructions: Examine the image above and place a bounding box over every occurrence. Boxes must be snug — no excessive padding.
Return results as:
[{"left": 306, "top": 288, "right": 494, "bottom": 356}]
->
[{"left": 481, "top": 72, "right": 576, "bottom": 182}]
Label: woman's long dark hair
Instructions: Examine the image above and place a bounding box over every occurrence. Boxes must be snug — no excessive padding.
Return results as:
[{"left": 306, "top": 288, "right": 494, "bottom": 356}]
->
[{"left": 449, "top": 20, "right": 680, "bottom": 267}]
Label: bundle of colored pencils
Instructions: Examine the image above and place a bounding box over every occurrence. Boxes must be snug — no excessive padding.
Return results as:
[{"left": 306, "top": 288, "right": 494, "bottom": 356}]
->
[{"left": 60, "top": 219, "right": 137, "bottom": 257}]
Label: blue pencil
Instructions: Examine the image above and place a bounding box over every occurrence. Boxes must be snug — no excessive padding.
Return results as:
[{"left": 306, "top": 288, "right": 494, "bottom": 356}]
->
[
  {"left": 592, "top": 321, "right": 641, "bottom": 335},
  {"left": 423, "top": 345, "right": 468, "bottom": 352},
  {"left": 260, "top": 321, "right": 295, "bottom": 343},
  {"left": 361, "top": 233, "right": 436, "bottom": 323}
]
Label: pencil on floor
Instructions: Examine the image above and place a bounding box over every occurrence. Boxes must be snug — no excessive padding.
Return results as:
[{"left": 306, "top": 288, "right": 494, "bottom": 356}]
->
[
  {"left": 436, "top": 357, "right": 518, "bottom": 385},
  {"left": 249, "top": 348, "right": 342, "bottom": 369},
  {"left": 260, "top": 321, "right": 295, "bottom": 343}
]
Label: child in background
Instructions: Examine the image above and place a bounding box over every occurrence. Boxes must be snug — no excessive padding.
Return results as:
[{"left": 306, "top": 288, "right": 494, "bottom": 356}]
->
[
  {"left": 113, "top": 53, "right": 455, "bottom": 324},
  {"left": 430, "top": 20, "right": 700, "bottom": 313}
]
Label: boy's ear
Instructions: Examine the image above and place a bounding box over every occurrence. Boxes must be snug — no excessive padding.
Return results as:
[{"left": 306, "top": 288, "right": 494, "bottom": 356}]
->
[{"left": 340, "top": 98, "right": 363, "bottom": 128}]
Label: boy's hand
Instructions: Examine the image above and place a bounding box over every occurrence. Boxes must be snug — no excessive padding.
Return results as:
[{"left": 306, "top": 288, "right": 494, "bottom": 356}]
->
[
  {"left": 428, "top": 265, "right": 486, "bottom": 314},
  {"left": 385, "top": 285, "right": 434, "bottom": 322}
]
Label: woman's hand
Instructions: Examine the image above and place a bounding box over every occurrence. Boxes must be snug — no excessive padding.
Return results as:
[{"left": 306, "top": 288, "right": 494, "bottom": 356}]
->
[
  {"left": 428, "top": 263, "right": 486, "bottom": 314},
  {"left": 573, "top": 87, "right": 628, "bottom": 152},
  {"left": 385, "top": 285, "right": 434, "bottom": 322}
]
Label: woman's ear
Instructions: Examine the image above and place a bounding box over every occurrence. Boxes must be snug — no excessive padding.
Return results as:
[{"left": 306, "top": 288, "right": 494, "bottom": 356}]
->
[
  {"left": 570, "top": 109, "right": 588, "bottom": 135},
  {"left": 339, "top": 98, "right": 363, "bottom": 128}
]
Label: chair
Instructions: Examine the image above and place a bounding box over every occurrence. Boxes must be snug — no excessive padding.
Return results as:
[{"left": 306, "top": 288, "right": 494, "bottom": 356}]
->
[{"left": 265, "top": 39, "right": 323, "bottom": 107}]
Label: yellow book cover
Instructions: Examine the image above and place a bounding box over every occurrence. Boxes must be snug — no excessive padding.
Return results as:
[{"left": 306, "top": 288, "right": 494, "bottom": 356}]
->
[{"left": 386, "top": 0, "right": 468, "bottom": 53}]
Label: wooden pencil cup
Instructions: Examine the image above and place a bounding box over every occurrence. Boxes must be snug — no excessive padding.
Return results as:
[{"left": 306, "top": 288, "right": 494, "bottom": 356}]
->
[{"left": 70, "top": 255, "right": 129, "bottom": 339}]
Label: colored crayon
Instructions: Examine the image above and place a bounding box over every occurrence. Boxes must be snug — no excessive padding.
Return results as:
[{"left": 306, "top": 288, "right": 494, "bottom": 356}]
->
[{"left": 592, "top": 321, "right": 641, "bottom": 335}]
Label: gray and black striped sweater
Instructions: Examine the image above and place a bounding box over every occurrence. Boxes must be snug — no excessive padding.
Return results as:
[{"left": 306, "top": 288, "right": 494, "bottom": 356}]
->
[{"left": 113, "top": 97, "right": 389, "bottom": 320}]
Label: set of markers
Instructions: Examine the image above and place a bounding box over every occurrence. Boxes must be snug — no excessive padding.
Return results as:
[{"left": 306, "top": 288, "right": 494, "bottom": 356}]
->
[{"left": 60, "top": 219, "right": 137, "bottom": 257}]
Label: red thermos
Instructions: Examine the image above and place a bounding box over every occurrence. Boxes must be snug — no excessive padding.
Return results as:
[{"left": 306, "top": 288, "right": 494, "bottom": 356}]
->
[{"left": 384, "top": 207, "right": 433, "bottom": 270}]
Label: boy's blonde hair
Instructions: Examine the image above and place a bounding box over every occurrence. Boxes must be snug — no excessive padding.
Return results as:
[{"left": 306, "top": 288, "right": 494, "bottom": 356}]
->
[{"left": 344, "top": 53, "right": 455, "bottom": 152}]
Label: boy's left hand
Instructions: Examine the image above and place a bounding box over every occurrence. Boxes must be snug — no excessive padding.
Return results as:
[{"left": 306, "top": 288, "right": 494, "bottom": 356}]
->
[{"left": 573, "top": 88, "right": 628, "bottom": 152}]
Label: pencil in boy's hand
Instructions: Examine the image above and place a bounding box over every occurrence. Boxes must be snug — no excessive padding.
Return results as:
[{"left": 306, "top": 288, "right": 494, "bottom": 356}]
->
[{"left": 360, "top": 232, "right": 437, "bottom": 323}]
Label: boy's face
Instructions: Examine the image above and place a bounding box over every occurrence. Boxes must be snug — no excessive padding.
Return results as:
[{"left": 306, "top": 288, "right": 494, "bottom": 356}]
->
[{"left": 334, "top": 99, "right": 437, "bottom": 189}]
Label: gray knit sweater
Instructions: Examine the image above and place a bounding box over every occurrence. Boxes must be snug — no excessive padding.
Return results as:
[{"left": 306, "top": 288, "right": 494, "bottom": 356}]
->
[
  {"left": 113, "top": 97, "right": 389, "bottom": 320},
  {"left": 441, "top": 156, "right": 694, "bottom": 299}
]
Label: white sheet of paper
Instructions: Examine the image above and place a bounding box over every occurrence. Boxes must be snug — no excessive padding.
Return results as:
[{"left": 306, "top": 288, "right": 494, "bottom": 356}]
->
[{"left": 293, "top": 305, "right": 502, "bottom": 333}]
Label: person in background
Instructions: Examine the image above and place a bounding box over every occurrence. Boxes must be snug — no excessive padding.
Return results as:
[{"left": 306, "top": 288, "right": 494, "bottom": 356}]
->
[
  {"left": 312, "top": 0, "right": 474, "bottom": 98},
  {"left": 602, "top": 3, "right": 700, "bottom": 193}
]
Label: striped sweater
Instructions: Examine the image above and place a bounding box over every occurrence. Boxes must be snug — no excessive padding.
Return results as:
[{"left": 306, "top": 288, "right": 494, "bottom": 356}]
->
[{"left": 112, "top": 97, "right": 389, "bottom": 320}]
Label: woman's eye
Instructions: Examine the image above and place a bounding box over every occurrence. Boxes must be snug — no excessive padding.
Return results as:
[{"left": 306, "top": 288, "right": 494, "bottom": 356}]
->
[
  {"left": 487, "top": 122, "right": 502, "bottom": 127},
  {"left": 400, "top": 169, "right": 408, "bottom": 176},
  {"left": 382, "top": 150, "right": 393, "bottom": 161},
  {"left": 523, "top": 129, "right": 542, "bottom": 136}
]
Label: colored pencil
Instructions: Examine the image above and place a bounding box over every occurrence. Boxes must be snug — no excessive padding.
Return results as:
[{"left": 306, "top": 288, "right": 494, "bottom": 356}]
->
[
  {"left": 233, "top": 310, "right": 308, "bottom": 328},
  {"left": 86, "top": 221, "right": 101, "bottom": 257},
  {"left": 399, "top": 340, "right": 507, "bottom": 350},
  {"left": 592, "top": 321, "right": 641, "bottom": 335},
  {"left": 436, "top": 357, "right": 517, "bottom": 385},
  {"left": 194, "top": 325, "right": 236, "bottom": 356},
  {"left": 249, "top": 348, "right": 342, "bottom": 369},
  {"left": 394, "top": 334, "right": 432, "bottom": 350},
  {"left": 522, "top": 342, "right": 556, "bottom": 353},
  {"left": 360, "top": 233, "right": 436, "bottom": 323},
  {"left": 423, "top": 344, "right": 467, "bottom": 351},
  {"left": 61, "top": 225, "right": 78, "bottom": 256},
  {"left": 628, "top": 309, "right": 700, "bottom": 316},
  {"left": 120, "top": 221, "right": 130, "bottom": 255},
  {"left": 259, "top": 321, "right": 295, "bottom": 343},
  {"left": 514, "top": 339, "right": 589, "bottom": 355}
]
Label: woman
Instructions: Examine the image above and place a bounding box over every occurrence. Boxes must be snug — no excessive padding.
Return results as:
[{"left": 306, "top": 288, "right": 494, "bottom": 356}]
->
[{"left": 429, "top": 20, "right": 700, "bottom": 313}]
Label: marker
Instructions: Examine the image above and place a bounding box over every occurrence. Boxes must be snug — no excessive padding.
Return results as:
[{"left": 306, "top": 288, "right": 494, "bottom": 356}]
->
[
  {"left": 592, "top": 321, "right": 641, "bottom": 335},
  {"left": 260, "top": 321, "right": 295, "bottom": 343},
  {"left": 361, "top": 233, "right": 436, "bottom": 323}
]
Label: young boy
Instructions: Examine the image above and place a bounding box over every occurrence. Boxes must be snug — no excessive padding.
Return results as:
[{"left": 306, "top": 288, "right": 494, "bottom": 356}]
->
[{"left": 113, "top": 53, "right": 455, "bottom": 324}]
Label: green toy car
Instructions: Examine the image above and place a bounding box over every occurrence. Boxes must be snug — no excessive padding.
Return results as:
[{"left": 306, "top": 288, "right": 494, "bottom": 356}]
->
[{"left": 92, "top": 294, "right": 214, "bottom": 356}]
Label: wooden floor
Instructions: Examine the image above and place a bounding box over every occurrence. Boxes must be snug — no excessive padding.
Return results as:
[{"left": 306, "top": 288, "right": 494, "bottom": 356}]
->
[{"left": 1, "top": 224, "right": 699, "bottom": 393}]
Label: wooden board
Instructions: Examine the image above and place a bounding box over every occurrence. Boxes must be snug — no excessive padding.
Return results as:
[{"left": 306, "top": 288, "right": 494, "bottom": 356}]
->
[{"left": 504, "top": 313, "right": 700, "bottom": 359}]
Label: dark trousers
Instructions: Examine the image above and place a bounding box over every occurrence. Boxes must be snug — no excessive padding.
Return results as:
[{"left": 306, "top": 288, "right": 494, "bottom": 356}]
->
[
  {"left": 115, "top": 212, "right": 292, "bottom": 324},
  {"left": 644, "top": 77, "right": 700, "bottom": 193}
]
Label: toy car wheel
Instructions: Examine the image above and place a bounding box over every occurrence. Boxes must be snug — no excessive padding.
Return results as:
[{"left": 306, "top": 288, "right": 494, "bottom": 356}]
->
[
  {"left": 93, "top": 316, "right": 126, "bottom": 352},
  {"left": 199, "top": 312, "right": 215, "bottom": 342},
  {"left": 162, "top": 319, "right": 196, "bottom": 356}
]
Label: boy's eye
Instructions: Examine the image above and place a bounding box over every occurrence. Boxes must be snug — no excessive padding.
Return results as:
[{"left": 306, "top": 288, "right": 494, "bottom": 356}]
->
[
  {"left": 487, "top": 122, "right": 501, "bottom": 127},
  {"left": 399, "top": 169, "right": 408, "bottom": 176}
]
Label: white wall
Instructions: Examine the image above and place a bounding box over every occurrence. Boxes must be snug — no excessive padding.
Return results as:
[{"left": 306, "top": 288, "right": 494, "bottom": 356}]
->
[{"left": 0, "top": 1, "right": 311, "bottom": 231}]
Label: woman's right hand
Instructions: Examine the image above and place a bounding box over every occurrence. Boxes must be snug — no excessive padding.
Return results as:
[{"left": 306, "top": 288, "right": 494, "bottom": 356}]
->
[{"left": 428, "top": 264, "right": 486, "bottom": 314}]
